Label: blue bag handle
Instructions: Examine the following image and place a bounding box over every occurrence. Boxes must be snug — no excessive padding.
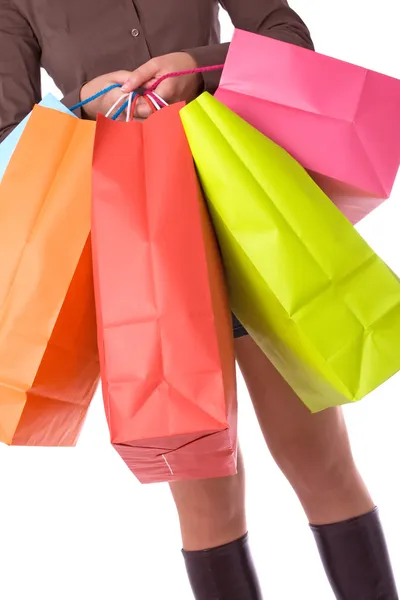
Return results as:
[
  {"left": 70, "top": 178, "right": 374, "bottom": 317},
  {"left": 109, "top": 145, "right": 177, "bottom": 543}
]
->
[{"left": 70, "top": 84, "right": 136, "bottom": 121}]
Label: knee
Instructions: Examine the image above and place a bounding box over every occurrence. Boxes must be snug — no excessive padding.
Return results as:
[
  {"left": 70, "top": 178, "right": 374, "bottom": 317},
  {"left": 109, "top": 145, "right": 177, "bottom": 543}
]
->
[
  {"left": 171, "top": 461, "right": 245, "bottom": 527},
  {"left": 269, "top": 434, "right": 357, "bottom": 499},
  {"left": 171, "top": 476, "right": 242, "bottom": 524},
  {"left": 169, "top": 450, "right": 246, "bottom": 550}
]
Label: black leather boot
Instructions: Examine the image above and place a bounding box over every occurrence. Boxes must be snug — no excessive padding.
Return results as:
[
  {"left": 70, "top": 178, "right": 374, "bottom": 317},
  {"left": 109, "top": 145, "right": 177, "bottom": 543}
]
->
[
  {"left": 311, "top": 507, "right": 398, "bottom": 599},
  {"left": 182, "top": 533, "right": 263, "bottom": 599}
]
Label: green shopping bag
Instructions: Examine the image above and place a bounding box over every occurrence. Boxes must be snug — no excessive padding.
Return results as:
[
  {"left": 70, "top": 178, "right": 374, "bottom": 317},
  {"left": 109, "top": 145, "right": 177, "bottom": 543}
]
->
[{"left": 180, "top": 93, "right": 400, "bottom": 412}]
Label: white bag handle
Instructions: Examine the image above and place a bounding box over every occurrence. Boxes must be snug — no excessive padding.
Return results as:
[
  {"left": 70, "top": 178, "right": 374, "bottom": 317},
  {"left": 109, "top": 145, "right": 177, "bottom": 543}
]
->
[
  {"left": 105, "top": 93, "right": 132, "bottom": 119},
  {"left": 151, "top": 92, "right": 169, "bottom": 107},
  {"left": 105, "top": 91, "right": 168, "bottom": 121},
  {"left": 146, "top": 92, "right": 169, "bottom": 110}
]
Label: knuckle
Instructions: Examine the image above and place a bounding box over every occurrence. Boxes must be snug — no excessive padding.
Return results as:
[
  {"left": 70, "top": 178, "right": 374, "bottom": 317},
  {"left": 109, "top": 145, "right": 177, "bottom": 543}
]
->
[{"left": 148, "top": 57, "right": 159, "bottom": 70}]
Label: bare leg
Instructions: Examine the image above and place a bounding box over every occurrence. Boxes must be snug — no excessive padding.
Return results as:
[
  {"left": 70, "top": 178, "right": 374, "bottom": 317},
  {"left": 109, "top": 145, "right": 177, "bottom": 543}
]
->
[
  {"left": 170, "top": 447, "right": 263, "bottom": 599},
  {"left": 169, "top": 446, "right": 246, "bottom": 551},
  {"left": 236, "top": 335, "right": 398, "bottom": 599},
  {"left": 235, "top": 335, "right": 374, "bottom": 524}
]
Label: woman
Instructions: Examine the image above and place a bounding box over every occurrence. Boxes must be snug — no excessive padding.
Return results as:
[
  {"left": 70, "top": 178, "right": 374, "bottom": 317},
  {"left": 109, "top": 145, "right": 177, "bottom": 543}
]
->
[{"left": 0, "top": 1, "right": 398, "bottom": 598}]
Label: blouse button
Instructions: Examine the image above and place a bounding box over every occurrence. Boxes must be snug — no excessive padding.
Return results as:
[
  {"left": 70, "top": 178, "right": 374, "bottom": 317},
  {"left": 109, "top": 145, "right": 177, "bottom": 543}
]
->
[{"left": 131, "top": 28, "right": 140, "bottom": 38}]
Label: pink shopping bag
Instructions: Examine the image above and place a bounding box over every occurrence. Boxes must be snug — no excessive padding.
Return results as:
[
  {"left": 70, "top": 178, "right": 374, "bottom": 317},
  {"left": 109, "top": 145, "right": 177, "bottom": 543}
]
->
[{"left": 216, "top": 29, "right": 400, "bottom": 223}]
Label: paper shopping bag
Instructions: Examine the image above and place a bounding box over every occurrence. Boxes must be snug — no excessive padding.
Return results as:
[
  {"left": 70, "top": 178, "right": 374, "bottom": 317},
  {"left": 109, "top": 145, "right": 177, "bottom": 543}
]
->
[
  {"left": 0, "top": 105, "right": 99, "bottom": 446},
  {"left": 0, "top": 93, "right": 73, "bottom": 182},
  {"left": 180, "top": 93, "right": 400, "bottom": 412},
  {"left": 92, "top": 103, "right": 237, "bottom": 483},
  {"left": 216, "top": 29, "right": 400, "bottom": 223}
]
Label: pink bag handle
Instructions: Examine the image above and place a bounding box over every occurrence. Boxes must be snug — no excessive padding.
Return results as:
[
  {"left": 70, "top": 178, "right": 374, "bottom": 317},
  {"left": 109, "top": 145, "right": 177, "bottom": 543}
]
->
[{"left": 146, "top": 65, "right": 224, "bottom": 94}]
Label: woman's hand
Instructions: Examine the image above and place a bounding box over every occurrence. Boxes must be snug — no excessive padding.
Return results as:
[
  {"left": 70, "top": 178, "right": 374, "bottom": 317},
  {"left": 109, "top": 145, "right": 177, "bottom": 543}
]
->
[
  {"left": 121, "top": 52, "right": 202, "bottom": 119},
  {"left": 78, "top": 52, "right": 201, "bottom": 121},
  {"left": 79, "top": 71, "right": 132, "bottom": 120}
]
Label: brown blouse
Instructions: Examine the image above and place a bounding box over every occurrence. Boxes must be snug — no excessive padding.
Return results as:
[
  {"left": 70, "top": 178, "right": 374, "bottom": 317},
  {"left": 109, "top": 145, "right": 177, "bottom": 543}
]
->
[{"left": 0, "top": 0, "right": 313, "bottom": 141}]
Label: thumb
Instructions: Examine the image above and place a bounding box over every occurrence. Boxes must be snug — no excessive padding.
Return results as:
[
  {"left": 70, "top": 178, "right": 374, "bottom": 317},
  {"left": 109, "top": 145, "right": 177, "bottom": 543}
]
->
[
  {"left": 110, "top": 70, "right": 135, "bottom": 84},
  {"left": 121, "top": 59, "right": 159, "bottom": 93}
]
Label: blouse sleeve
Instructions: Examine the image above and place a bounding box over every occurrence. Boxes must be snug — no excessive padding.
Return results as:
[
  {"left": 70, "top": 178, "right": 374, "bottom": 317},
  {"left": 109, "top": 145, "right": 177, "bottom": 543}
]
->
[
  {"left": 0, "top": 0, "right": 41, "bottom": 142},
  {"left": 187, "top": 0, "right": 314, "bottom": 95}
]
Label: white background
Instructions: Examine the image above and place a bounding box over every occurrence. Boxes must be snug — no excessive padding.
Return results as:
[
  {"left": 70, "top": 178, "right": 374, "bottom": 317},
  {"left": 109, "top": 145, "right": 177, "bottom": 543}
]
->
[{"left": 1, "top": 1, "right": 399, "bottom": 598}]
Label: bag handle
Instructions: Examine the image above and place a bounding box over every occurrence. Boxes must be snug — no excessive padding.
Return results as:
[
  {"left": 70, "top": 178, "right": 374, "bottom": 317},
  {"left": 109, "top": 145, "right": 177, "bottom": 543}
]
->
[
  {"left": 126, "top": 93, "right": 156, "bottom": 121},
  {"left": 146, "top": 64, "right": 224, "bottom": 93},
  {"left": 135, "top": 64, "right": 222, "bottom": 112},
  {"left": 70, "top": 86, "right": 139, "bottom": 121},
  {"left": 70, "top": 84, "right": 122, "bottom": 112},
  {"left": 116, "top": 91, "right": 165, "bottom": 120},
  {"left": 147, "top": 92, "right": 169, "bottom": 108},
  {"left": 69, "top": 64, "right": 223, "bottom": 116},
  {"left": 105, "top": 92, "right": 133, "bottom": 119}
]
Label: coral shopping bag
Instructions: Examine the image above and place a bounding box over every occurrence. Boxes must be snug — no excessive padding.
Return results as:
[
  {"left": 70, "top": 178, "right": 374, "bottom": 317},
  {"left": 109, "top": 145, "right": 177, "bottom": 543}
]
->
[
  {"left": 181, "top": 93, "right": 400, "bottom": 413},
  {"left": 0, "top": 105, "right": 99, "bottom": 446},
  {"left": 92, "top": 103, "right": 237, "bottom": 484},
  {"left": 216, "top": 29, "right": 400, "bottom": 224}
]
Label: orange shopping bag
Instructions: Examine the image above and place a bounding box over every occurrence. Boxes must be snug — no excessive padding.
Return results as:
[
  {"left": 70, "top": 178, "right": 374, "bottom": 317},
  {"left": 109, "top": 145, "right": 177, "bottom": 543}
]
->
[
  {"left": 92, "top": 103, "right": 237, "bottom": 483},
  {"left": 0, "top": 106, "right": 99, "bottom": 446}
]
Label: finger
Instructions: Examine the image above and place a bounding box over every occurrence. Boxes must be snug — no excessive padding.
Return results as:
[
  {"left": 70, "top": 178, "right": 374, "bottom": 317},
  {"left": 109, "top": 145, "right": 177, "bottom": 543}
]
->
[
  {"left": 121, "top": 59, "right": 159, "bottom": 93},
  {"left": 147, "top": 80, "right": 174, "bottom": 105},
  {"left": 111, "top": 70, "right": 135, "bottom": 85},
  {"left": 134, "top": 96, "right": 153, "bottom": 119}
]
